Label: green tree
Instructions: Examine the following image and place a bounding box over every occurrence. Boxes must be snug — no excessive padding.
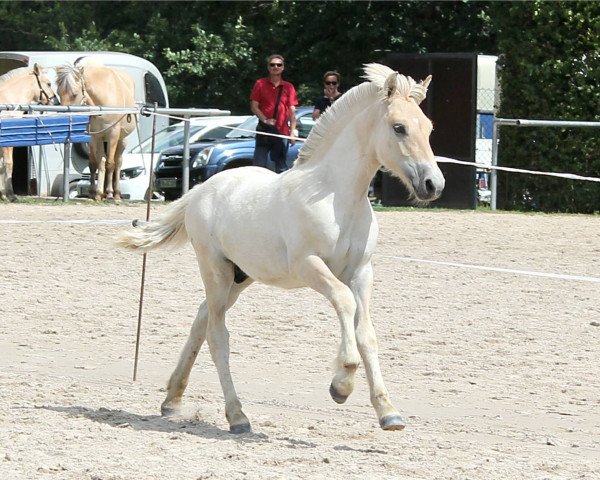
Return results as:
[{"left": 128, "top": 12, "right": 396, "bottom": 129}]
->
[{"left": 492, "top": 1, "right": 600, "bottom": 213}]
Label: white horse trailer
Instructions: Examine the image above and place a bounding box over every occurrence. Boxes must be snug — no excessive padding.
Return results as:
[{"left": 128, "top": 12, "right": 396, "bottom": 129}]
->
[{"left": 0, "top": 51, "right": 169, "bottom": 197}]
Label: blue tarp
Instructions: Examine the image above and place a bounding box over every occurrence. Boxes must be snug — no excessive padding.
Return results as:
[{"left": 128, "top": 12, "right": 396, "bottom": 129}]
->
[{"left": 0, "top": 115, "right": 90, "bottom": 147}]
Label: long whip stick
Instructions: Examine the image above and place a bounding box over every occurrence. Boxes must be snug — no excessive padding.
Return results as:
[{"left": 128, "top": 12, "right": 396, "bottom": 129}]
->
[{"left": 133, "top": 103, "right": 159, "bottom": 381}]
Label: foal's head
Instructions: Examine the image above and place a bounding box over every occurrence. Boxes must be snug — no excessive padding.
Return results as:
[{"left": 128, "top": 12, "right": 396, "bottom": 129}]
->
[{"left": 366, "top": 65, "right": 445, "bottom": 202}]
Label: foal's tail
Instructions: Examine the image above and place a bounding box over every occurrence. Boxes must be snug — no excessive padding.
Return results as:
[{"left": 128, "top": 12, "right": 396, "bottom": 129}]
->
[{"left": 115, "top": 194, "right": 191, "bottom": 253}]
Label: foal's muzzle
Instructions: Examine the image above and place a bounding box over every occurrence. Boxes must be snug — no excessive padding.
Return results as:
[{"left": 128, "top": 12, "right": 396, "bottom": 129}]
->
[{"left": 411, "top": 162, "right": 445, "bottom": 201}]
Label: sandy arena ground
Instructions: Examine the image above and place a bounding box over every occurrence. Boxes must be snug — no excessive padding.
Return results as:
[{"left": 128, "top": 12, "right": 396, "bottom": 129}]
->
[{"left": 1, "top": 201, "right": 599, "bottom": 479}]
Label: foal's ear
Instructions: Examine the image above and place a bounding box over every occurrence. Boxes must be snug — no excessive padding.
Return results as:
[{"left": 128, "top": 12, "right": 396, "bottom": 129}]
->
[
  {"left": 421, "top": 75, "right": 432, "bottom": 89},
  {"left": 33, "top": 63, "right": 43, "bottom": 76},
  {"left": 384, "top": 72, "right": 399, "bottom": 100},
  {"left": 410, "top": 75, "right": 432, "bottom": 105}
]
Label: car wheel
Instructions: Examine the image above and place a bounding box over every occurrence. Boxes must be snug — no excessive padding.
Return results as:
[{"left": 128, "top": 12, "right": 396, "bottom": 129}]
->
[{"left": 163, "top": 192, "right": 179, "bottom": 202}]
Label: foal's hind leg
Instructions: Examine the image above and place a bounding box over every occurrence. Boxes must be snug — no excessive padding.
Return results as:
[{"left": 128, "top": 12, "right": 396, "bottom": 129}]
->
[
  {"left": 160, "top": 299, "right": 209, "bottom": 416},
  {"left": 352, "top": 262, "right": 405, "bottom": 430},
  {"left": 202, "top": 261, "right": 253, "bottom": 434},
  {"left": 161, "top": 275, "right": 252, "bottom": 419},
  {"left": 296, "top": 255, "right": 361, "bottom": 403}
]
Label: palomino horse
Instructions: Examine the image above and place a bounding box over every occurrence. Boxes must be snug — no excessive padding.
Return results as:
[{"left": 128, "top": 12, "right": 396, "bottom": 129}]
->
[
  {"left": 0, "top": 64, "right": 59, "bottom": 201},
  {"left": 116, "top": 63, "right": 445, "bottom": 433},
  {"left": 55, "top": 58, "right": 136, "bottom": 201}
]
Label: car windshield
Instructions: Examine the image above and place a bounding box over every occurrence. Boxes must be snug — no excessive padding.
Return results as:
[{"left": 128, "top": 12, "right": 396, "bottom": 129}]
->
[
  {"left": 226, "top": 117, "right": 258, "bottom": 139},
  {"left": 222, "top": 112, "right": 315, "bottom": 140},
  {"left": 129, "top": 124, "right": 205, "bottom": 154},
  {"left": 129, "top": 123, "right": 243, "bottom": 153}
]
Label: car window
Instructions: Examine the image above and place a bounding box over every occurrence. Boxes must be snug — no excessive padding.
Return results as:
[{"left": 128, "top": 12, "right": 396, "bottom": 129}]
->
[
  {"left": 296, "top": 114, "right": 316, "bottom": 139},
  {"left": 129, "top": 124, "right": 204, "bottom": 154},
  {"left": 196, "top": 125, "right": 236, "bottom": 141},
  {"left": 227, "top": 117, "right": 258, "bottom": 139},
  {"left": 160, "top": 125, "right": 206, "bottom": 149},
  {"left": 224, "top": 113, "right": 314, "bottom": 140}
]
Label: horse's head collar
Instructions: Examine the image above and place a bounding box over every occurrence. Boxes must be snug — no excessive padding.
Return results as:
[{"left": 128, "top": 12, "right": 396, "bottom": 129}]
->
[{"left": 33, "top": 63, "right": 59, "bottom": 105}]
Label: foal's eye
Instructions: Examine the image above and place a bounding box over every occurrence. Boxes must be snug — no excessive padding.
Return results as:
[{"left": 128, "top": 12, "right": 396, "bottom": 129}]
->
[{"left": 393, "top": 123, "right": 407, "bottom": 135}]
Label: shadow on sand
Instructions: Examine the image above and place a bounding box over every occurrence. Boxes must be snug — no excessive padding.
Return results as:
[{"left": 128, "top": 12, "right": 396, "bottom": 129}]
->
[{"left": 42, "top": 405, "right": 269, "bottom": 444}]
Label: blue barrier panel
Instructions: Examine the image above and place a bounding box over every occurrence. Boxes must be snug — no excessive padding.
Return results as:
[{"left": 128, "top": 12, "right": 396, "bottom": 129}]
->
[{"left": 0, "top": 115, "right": 90, "bottom": 147}]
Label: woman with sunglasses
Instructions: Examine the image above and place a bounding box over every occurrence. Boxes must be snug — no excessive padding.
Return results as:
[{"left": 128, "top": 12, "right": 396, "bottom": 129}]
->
[{"left": 312, "top": 71, "right": 343, "bottom": 121}]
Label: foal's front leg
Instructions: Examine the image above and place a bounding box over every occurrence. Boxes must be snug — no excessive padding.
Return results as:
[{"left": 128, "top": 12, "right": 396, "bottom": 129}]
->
[
  {"left": 297, "top": 255, "right": 362, "bottom": 402},
  {"left": 352, "top": 262, "right": 405, "bottom": 430}
]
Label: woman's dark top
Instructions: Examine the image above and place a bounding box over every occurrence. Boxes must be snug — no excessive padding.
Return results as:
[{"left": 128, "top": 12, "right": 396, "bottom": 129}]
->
[{"left": 313, "top": 93, "right": 342, "bottom": 114}]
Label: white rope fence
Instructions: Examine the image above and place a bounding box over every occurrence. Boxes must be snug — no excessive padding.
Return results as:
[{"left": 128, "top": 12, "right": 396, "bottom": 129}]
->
[
  {"left": 436, "top": 156, "right": 600, "bottom": 184},
  {"left": 2, "top": 104, "right": 599, "bottom": 196}
]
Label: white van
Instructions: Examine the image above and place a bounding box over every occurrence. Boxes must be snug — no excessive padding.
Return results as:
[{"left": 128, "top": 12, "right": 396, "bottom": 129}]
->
[{"left": 0, "top": 51, "right": 169, "bottom": 197}]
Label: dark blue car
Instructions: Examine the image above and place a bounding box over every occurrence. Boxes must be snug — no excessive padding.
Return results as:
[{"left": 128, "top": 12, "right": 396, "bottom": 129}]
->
[{"left": 154, "top": 107, "right": 315, "bottom": 200}]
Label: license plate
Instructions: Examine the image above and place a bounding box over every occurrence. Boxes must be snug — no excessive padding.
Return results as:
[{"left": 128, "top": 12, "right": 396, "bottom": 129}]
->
[{"left": 156, "top": 177, "right": 177, "bottom": 188}]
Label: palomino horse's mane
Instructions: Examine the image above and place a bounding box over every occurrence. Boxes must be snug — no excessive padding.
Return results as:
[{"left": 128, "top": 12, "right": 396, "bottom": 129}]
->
[
  {"left": 295, "top": 63, "right": 428, "bottom": 165},
  {"left": 55, "top": 64, "right": 82, "bottom": 97},
  {"left": 55, "top": 59, "right": 108, "bottom": 99},
  {"left": 0, "top": 67, "right": 32, "bottom": 85}
]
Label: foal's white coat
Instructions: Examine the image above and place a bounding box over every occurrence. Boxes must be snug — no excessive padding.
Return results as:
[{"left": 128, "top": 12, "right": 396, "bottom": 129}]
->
[
  {"left": 0, "top": 65, "right": 58, "bottom": 201},
  {"left": 116, "top": 63, "right": 445, "bottom": 433},
  {"left": 56, "top": 58, "right": 136, "bottom": 201}
]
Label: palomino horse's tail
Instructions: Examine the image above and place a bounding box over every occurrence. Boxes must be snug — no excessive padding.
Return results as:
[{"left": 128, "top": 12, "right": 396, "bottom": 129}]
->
[{"left": 115, "top": 194, "right": 190, "bottom": 252}]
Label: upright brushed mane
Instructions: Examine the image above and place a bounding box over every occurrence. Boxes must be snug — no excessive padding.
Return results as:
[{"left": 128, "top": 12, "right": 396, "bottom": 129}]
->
[
  {"left": 362, "top": 63, "right": 428, "bottom": 103},
  {"left": 295, "top": 63, "right": 428, "bottom": 166},
  {"left": 295, "top": 81, "right": 376, "bottom": 165}
]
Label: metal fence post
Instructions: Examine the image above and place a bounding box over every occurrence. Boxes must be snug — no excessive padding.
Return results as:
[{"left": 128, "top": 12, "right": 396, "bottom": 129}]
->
[
  {"left": 490, "top": 120, "right": 499, "bottom": 211},
  {"left": 182, "top": 115, "right": 191, "bottom": 195},
  {"left": 63, "top": 141, "right": 71, "bottom": 203}
]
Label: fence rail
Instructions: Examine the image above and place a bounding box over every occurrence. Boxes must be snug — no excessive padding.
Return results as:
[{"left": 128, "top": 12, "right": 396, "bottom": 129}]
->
[
  {"left": 490, "top": 117, "right": 600, "bottom": 210},
  {"left": 0, "top": 105, "right": 231, "bottom": 202}
]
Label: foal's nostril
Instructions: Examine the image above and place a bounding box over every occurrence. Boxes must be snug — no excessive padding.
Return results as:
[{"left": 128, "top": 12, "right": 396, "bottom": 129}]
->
[{"left": 425, "top": 178, "right": 435, "bottom": 195}]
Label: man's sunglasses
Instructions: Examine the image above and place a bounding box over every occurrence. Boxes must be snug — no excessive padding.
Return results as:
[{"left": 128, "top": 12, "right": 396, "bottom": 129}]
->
[
  {"left": 269, "top": 63, "right": 283, "bottom": 67},
  {"left": 325, "top": 81, "right": 338, "bottom": 85}
]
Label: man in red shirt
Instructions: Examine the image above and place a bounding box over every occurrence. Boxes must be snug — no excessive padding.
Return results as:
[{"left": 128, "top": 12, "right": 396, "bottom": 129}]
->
[{"left": 250, "top": 54, "right": 298, "bottom": 173}]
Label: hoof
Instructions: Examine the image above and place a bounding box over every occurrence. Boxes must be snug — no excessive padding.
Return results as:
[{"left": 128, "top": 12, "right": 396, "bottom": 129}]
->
[
  {"left": 379, "top": 414, "right": 406, "bottom": 431},
  {"left": 160, "top": 403, "right": 180, "bottom": 417},
  {"left": 329, "top": 384, "right": 348, "bottom": 404},
  {"left": 229, "top": 423, "right": 251, "bottom": 434}
]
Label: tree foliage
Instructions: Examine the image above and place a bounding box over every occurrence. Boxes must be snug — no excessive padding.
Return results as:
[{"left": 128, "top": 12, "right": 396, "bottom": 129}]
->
[
  {"left": 0, "top": 1, "right": 496, "bottom": 111},
  {"left": 1, "top": 1, "right": 597, "bottom": 211},
  {"left": 492, "top": 1, "right": 600, "bottom": 213}
]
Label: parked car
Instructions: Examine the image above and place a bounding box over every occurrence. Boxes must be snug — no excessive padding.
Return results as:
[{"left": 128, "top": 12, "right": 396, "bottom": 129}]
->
[
  {"left": 154, "top": 107, "right": 315, "bottom": 200},
  {"left": 75, "top": 115, "right": 249, "bottom": 200}
]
